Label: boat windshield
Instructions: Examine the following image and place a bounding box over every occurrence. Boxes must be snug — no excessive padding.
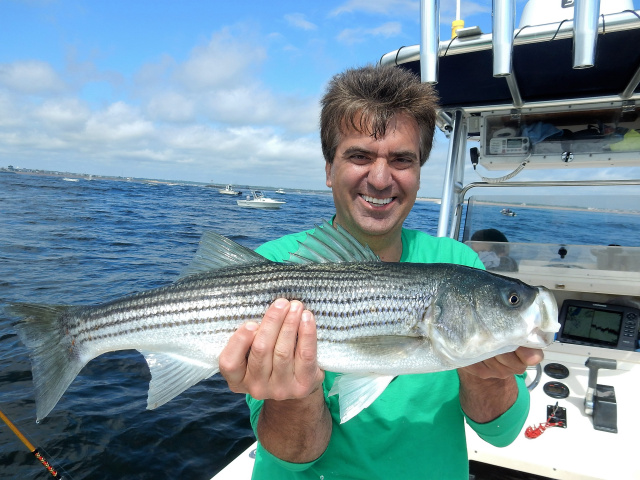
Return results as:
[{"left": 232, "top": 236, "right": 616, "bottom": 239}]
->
[{"left": 462, "top": 194, "right": 640, "bottom": 275}]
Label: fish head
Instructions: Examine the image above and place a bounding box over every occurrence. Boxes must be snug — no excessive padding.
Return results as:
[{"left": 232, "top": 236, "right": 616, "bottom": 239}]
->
[{"left": 424, "top": 267, "right": 560, "bottom": 365}]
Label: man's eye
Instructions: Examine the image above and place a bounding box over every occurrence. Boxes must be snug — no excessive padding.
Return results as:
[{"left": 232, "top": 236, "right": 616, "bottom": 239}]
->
[{"left": 394, "top": 157, "right": 415, "bottom": 166}]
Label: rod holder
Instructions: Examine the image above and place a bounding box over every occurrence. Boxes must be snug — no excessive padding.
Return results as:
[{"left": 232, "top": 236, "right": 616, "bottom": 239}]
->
[
  {"left": 420, "top": 0, "right": 440, "bottom": 84},
  {"left": 573, "top": 0, "right": 601, "bottom": 69},
  {"left": 492, "top": 0, "right": 516, "bottom": 77}
]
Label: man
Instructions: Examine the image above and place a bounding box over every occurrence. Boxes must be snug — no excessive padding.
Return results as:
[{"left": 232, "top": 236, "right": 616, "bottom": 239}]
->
[
  {"left": 219, "top": 65, "right": 542, "bottom": 479},
  {"left": 470, "top": 228, "right": 519, "bottom": 272}
]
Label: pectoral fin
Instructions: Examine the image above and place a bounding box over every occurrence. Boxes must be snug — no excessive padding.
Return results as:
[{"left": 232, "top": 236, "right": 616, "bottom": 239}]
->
[
  {"left": 140, "top": 351, "right": 218, "bottom": 410},
  {"left": 329, "top": 373, "right": 396, "bottom": 424}
]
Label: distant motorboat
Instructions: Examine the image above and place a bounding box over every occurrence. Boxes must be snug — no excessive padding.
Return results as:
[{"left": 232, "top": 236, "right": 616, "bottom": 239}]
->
[
  {"left": 237, "top": 191, "right": 285, "bottom": 209},
  {"left": 62, "top": 177, "right": 80, "bottom": 182},
  {"left": 275, "top": 188, "right": 286, "bottom": 194},
  {"left": 500, "top": 208, "right": 516, "bottom": 217},
  {"left": 219, "top": 185, "right": 242, "bottom": 196}
]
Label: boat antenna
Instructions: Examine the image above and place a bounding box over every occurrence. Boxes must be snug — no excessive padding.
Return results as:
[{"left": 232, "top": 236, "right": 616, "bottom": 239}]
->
[
  {"left": 0, "top": 407, "right": 64, "bottom": 479},
  {"left": 451, "top": 0, "right": 464, "bottom": 38}
]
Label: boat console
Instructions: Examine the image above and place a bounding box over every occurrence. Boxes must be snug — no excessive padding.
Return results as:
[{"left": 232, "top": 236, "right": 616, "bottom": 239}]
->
[{"left": 460, "top": 193, "right": 640, "bottom": 479}]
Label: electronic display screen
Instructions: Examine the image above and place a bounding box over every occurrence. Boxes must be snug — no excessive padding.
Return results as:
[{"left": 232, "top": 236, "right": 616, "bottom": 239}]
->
[
  {"left": 507, "top": 138, "right": 523, "bottom": 148},
  {"left": 561, "top": 305, "right": 622, "bottom": 347}
]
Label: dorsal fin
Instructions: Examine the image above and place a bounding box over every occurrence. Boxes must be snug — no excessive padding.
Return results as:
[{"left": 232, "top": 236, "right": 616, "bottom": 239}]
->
[
  {"left": 179, "top": 231, "right": 269, "bottom": 278},
  {"left": 286, "top": 220, "right": 379, "bottom": 265}
]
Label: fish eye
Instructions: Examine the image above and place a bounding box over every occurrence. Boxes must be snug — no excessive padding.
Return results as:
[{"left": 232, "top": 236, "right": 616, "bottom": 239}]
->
[{"left": 507, "top": 292, "right": 520, "bottom": 306}]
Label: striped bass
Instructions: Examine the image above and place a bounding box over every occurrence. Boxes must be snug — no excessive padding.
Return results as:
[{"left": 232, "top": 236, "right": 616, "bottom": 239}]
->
[{"left": 12, "top": 221, "right": 559, "bottom": 423}]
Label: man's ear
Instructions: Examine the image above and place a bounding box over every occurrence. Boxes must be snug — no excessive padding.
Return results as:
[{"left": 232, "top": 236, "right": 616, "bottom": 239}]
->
[{"left": 325, "top": 161, "right": 332, "bottom": 188}]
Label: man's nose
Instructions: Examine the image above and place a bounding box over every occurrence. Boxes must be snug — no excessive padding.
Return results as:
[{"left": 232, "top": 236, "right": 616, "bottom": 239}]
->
[{"left": 368, "top": 158, "right": 392, "bottom": 190}]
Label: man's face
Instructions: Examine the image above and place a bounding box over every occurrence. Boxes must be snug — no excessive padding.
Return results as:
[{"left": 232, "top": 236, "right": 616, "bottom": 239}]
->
[{"left": 325, "top": 113, "right": 421, "bottom": 243}]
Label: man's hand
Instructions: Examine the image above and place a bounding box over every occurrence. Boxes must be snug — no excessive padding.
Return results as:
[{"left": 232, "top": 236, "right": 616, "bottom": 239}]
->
[
  {"left": 460, "top": 346, "right": 543, "bottom": 380},
  {"left": 219, "top": 298, "right": 325, "bottom": 400},
  {"left": 219, "top": 298, "right": 331, "bottom": 463},
  {"left": 458, "top": 347, "right": 543, "bottom": 423}
]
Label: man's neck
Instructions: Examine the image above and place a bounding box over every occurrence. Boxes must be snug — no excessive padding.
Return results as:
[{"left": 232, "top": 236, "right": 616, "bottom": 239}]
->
[{"left": 366, "top": 233, "right": 403, "bottom": 262}]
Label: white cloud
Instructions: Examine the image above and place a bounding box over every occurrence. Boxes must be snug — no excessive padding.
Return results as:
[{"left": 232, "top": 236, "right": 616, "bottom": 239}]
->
[
  {"left": 84, "top": 102, "right": 154, "bottom": 142},
  {"left": 173, "top": 28, "right": 266, "bottom": 92},
  {"left": 34, "top": 98, "right": 91, "bottom": 129},
  {"left": 145, "top": 91, "right": 196, "bottom": 123},
  {"left": 0, "top": 60, "right": 66, "bottom": 94},
  {"left": 0, "top": 92, "right": 27, "bottom": 127},
  {"left": 284, "top": 13, "right": 318, "bottom": 31},
  {"left": 197, "top": 84, "right": 318, "bottom": 132},
  {"left": 337, "top": 21, "right": 402, "bottom": 45},
  {"left": 330, "top": 0, "right": 417, "bottom": 16}
]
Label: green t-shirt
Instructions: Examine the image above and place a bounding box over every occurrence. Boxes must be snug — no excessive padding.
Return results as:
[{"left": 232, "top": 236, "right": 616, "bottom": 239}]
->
[{"left": 248, "top": 226, "right": 530, "bottom": 479}]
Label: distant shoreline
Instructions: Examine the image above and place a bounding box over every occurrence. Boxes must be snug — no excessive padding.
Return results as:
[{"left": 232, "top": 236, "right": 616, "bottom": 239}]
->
[
  {"left": 0, "top": 169, "right": 329, "bottom": 193},
  {"left": 1, "top": 168, "right": 134, "bottom": 183},
  {"left": 471, "top": 199, "right": 640, "bottom": 215},
  {"left": 416, "top": 197, "right": 441, "bottom": 204},
  {"left": 3, "top": 169, "right": 637, "bottom": 215}
]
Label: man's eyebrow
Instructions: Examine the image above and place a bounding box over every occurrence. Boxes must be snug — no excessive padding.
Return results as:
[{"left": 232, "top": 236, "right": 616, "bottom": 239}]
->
[
  {"left": 341, "top": 146, "right": 419, "bottom": 160},
  {"left": 391, "top": 150, "right": 419, "bottom": 161},
  {"left": 342, "top": 146, "right": 374, "bottom": 156}
]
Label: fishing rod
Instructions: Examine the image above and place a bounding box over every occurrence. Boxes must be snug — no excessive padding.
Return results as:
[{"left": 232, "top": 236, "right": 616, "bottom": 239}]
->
[{"left": 0, "top": 407, "right": 63, "bottom": 479}]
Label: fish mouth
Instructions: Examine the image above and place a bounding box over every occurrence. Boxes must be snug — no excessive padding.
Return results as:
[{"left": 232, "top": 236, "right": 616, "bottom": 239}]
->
[
  {"left": 360, "top": 194, "right": 394, "bottom": 206},
  {"left": 525, "top": 287, "right": 560, "bottom": 347}
]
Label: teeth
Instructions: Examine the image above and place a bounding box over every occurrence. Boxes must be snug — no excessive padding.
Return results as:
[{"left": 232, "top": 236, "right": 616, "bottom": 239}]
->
[{"left": 362, "top": 195, "right": 392, "bottom": 206}]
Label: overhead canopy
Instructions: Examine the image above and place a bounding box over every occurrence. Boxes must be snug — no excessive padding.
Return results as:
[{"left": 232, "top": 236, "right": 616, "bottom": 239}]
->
[{"left": 385, "top": 12, "right": 640, "bottom": 111}]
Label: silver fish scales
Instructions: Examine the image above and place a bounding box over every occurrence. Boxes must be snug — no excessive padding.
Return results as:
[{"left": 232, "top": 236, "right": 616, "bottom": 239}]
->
[{"left": 12, "top": 221, "right": 559, "bottom": 423}]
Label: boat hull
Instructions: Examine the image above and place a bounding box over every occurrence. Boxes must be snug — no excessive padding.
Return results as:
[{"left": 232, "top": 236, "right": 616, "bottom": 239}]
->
[{"left": 236, "top": 200, "right": 284, "bottom": 209}]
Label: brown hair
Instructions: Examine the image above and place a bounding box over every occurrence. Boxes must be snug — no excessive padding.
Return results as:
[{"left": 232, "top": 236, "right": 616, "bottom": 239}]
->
[{"left": 320, "top": 64, "right": 439, "bottom": 165}]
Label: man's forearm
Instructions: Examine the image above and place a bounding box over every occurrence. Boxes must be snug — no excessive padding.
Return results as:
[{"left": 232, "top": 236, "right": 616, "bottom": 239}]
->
[
  {"left": 257, "top": 387, "right": 332, "bottom": 463},
  {"left": 458, "top": 370, "right": 519, "bottom": 423}
]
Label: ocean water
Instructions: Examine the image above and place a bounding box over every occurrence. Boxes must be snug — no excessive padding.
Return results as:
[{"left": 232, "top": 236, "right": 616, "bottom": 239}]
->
[{"left": 0, "top": 173, "right": 442, "bottom": 480}]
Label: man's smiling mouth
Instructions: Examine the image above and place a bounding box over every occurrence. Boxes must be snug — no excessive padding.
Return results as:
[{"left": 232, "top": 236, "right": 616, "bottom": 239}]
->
[{"left": 361, "top": 194, "right": 393, "bottom": 206}]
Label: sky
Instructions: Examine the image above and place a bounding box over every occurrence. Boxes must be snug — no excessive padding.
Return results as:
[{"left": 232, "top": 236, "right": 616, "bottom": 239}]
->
[{"left": 1, "top": 0, "right": 639, "bottom": 198}]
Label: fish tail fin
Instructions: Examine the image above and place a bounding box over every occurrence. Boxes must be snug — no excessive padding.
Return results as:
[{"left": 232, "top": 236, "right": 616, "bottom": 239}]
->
[{"left": 10, "top": 303, "right": 85, "bottom": 422}]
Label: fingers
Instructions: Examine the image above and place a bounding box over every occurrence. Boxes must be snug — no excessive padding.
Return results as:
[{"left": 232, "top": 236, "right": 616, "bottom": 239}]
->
[
  {"left": 294, "top": 310, "right": 324, "bottom": 392},
  {"left": 220, "top": 298, "right": 323, "bottom": 401},
  {"left": 249, "top": 298, "right": 292, "bottom": 382},
  {"left": 219, "top": 321, "right": 259, "bottom": 392},
  {"left": 514, "top": 346, "right": 544, "bottom": 367},
  {"left": 270, "top": 300, "right": 304, "bottom": 388},
  {"left": 461, "top": 347, "right": 544, "bottom": 380},
  {"left": 267, "top": 300, "right": 324, "bottom": 399}
]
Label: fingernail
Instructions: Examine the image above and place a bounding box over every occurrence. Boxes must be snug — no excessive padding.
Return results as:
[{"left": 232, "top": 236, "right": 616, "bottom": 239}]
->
[
  {"left": 301, "top": 311, "right": 313, "bottom": 322},
  {"left": 245, "top": 321, "right": 259, "bottom": 331},
  {"left": 290, "top": 300, "right": 302, "bottom": 312},
  {"left": 273, "top": 298, "right": 288, "bottom": 308}
]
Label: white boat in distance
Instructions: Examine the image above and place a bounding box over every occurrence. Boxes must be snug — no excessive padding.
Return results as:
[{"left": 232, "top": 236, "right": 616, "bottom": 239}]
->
[
  {"left": 275, "top": 188, "right": 286, "bottom": 194},
  {"left": 218, "top": 185, "right": 242, "bottom": 196},
  {"left": 237, "top": 191, "right": 285, "bottom": 209}
]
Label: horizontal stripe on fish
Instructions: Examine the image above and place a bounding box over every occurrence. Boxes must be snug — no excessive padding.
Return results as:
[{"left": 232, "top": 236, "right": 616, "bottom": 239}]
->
[{"left": 67, "top": 263, "right": 430, "bottom": 346}]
